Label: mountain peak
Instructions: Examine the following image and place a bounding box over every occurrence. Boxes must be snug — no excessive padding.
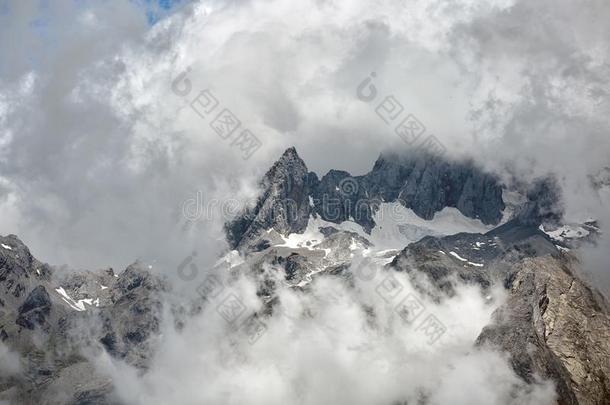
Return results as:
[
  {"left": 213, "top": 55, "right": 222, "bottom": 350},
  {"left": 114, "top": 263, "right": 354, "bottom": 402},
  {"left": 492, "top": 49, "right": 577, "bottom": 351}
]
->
[
  {"left": 270, "top": 147, "right": 306, "bottom": 172},
  {"left": 281, "top": 146, "right": 299, "bottom": 159},
  {"left": 225, "top": 146, "right": 314, "bottom": 249},
  {"left": 265, "top": 147, "right": 308, "bottom": 182}
]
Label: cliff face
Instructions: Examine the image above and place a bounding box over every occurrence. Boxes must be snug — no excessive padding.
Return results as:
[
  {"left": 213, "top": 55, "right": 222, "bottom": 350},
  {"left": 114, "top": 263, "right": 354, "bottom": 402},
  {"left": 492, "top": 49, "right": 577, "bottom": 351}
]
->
[
  {"left": 222, "top": 148, "right": 609, "bottom": 405},
  {"left": 0, "top": 234, "right": 166, "bottom": 404},
  {"left": 365, "top": 152, "right": 505, "bottom": 225},
  {"left": 1, "top": 147, "right": 606, "bottom": 405},
  {"left": 388, "top": 225, "right": 610, "bottom": 405},
  {"left": 477, "top": 256, "right": 610, "bottom": 405},
  {"left": 225, "top": 147, "right": 315, "bottom": 250},
  {"left": 227, "top": 148, "right": 507, "bottom": 250}
]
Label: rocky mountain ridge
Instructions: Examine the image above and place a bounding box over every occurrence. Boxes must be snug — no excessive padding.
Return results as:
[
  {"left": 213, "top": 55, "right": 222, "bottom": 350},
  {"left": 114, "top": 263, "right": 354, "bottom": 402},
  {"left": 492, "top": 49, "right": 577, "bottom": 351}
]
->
[
  {"left": 226, "top": 147, "right": 511, "bottom": 250},
  {"left": 221, "top": 148, "right": 609, "bottom": 405},
  {"left": 0, "top": 234, "right": 165, "bottom": 404},
  {"left": 0, "top": 147, "right": 608, "bottom": 404}
]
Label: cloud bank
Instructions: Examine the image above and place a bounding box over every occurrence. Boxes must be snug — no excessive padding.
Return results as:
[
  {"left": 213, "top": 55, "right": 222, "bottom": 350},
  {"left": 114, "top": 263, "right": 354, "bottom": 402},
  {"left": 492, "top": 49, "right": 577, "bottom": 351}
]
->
[
  {"left": 1, "top": 0, "right": 609, "bottom": 273},
  {"left": 0, "top": 0, "right": 608, "bottom": 271},
  {"left": 90, "top": 264, "right": 556, "bottom": 405},
  {"left": 1, "top": 1, "right": 607, "bottom": 403}
]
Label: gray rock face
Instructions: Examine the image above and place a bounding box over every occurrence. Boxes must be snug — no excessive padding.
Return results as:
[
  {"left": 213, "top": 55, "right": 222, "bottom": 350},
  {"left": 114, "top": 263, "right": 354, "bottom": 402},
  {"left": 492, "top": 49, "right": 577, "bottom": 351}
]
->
[
  {"left": 225, "top": 147, "right": 315, "bottom": 250},
  {"left": 16, "top": 285, "right": 52, "bottom": 330},
  {"left": 310, "top": 151, "right": 506, "bottom": 232},
  {"left": 0, "top": 147, "right": 604, "bottom": 404},
  {"left": 99, "top": 263, "right": 167, "bottom": 369},
  {"left": 227, "top": 148, "right": 507, "bottom": 250},
  {"left": 514, "top": 178, "right": 564, "bottom": 227},
  {"left": 477, "top": 257, "right": 610, "bottom": 405},
  {"left": 388, "top": 225, "right": 610, "bottom": 405},
  {"left": 389, "top": 222, "right": 559, "bottom": 297},
  {"left": 0, "top": 234, "right": 167, "bottom": 404},
  {"left": 375, "top": 152, "right": 505, "bottom": 225},
  {"left": 310, "top": 169, "right": 377, "bottom": 231}
]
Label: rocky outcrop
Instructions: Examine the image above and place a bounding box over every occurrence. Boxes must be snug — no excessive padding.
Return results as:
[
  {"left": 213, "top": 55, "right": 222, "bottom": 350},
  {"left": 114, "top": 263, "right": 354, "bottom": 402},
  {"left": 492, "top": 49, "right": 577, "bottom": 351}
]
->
[
  {"left": 388, "top": 220, "right": 558, "bottom": 296},
  {"left": 15, "top": 285, "right": 52, "bottom": 330},
  {"left": 0, "top": 234, "right": 167, "bottom": 404},
  {"left": 225, "top": 147, "right": 315, "bottom": 250},
  {"left": 99, "top": 263, "right": 167, "bottom": 369},
  {"left": 514, "top": 178, "right": 564, "bottom": 227},
  {"left": 366, "top": 152, "right": 505, "bottom": 225},
  {"left": 388, "top": 224, "right": 610, "bottom": 405},
  {"left": 227, "top": 147, "right": 507, "bottom": 250},
  {"left": 477, "top": 256, "right": 610, "bottom": 405},
  {"left": 310, "top": 169, "right": 377, "bottom": 231},
  {"left": 1, "top": 147, "right": 605, "bottom": 404}
]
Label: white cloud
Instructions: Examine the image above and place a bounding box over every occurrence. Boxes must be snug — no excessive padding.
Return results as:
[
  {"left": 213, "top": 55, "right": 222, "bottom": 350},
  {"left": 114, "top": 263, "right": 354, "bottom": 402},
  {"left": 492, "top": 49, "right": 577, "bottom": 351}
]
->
[
  {"left": 88, "top": 264, "right": 555, "bottom": 405},
  {"left": 0, "top": 0, "right": 608, "bottom": 271},
  {"left": 0, "top": 2, "right": 606, "bottom": 400},
  {"left": 0, "top": 342, "right": 23, "bottom": 377}
]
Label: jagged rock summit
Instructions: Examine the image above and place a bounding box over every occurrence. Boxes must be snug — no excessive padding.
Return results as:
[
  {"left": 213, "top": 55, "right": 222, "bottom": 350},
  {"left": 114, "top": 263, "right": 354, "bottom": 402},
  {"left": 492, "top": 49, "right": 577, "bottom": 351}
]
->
[
  {"left": 226, "top": 147, "right": 509, "bottom": 251},
  {"left": 1, "top": 147, "right": 606, "bottom": 405},
  {"left": 225, "top": 147, "right": 315, "bottom": 249},
  {"left": 220, "top": 146, "right": 609, "bottom": 404},
  {"left": 0, "top": 234, "right": 166, "bottom": 404}
]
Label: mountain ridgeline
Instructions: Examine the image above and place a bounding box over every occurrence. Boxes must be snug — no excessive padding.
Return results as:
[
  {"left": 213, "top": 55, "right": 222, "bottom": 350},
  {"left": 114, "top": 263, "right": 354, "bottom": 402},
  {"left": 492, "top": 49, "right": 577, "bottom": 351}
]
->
[
  {"left": 1, "top": 147, "right": 608, "bottom": 405},
  {"left": 226, "top": 147, "right": 558, "bottom": 250}
]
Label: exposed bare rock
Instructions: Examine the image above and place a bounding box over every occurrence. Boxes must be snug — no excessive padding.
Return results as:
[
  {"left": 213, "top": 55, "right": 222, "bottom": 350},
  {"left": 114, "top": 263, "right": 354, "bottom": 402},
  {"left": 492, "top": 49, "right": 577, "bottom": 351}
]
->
[
  {"left": 477, "top": 256, "right": 610, "bottom": 405},
  {"left": 98, "top": 263, "right": 168, "bottom": 369},
  {"left": 387, "top": 223, "right": 609, "bottom": 405},
  {"left": 0, "top": 234, "right": 168, "bottom": 404},
  {"left": 15, "top": 285, "right": 52, "bottom": 330},
  {"left": 226, "top": 147, "right": 508, "bottom": 251},
  {"left": 225, "top": 147, "right": 315, "bottom": 250},
  {"left": 1, "top": 148, "right": 607, "bottom": 404}
]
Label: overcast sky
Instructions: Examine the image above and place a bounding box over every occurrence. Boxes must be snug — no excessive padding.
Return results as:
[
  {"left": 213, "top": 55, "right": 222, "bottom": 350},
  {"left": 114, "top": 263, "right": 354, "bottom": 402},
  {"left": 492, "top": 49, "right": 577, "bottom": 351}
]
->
[
  {"left": 0, "top": 0, "right": 609, "bottom": 274},
  {"left": 1, "top": 2, "right": 609, "bottom": 404}
]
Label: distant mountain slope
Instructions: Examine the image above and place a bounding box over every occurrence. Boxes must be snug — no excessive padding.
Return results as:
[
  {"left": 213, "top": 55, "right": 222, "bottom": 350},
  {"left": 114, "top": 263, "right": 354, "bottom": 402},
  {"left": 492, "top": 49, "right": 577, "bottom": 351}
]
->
[
  {"left": 1, "top": 148, "right": 606, "bottom": 405},
  {"left": 226, "top": 147, "right": 509, "bottom": 250}
]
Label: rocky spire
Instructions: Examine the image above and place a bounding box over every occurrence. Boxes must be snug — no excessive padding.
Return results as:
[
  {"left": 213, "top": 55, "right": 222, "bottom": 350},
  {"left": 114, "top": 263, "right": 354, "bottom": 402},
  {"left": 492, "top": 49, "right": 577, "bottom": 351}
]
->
[
  {"left": 226, "top": 147, "right": 510, "bottom": 250},
  {"left": 225, "top": 147, "right": 315, "bottom": 250}
]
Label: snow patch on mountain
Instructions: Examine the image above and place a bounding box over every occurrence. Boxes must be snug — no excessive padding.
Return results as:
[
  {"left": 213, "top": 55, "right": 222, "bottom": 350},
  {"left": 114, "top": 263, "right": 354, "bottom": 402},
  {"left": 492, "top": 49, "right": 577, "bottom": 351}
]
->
[
  {"left": 271, "top": 203, "right": 496, "bottom": 260},
  {"left": 369, "top": 203, "right": 494, "bottom": 250},
  {"left": 216, "top": 250, "right": 245, "bottom": 268},
  {"left": 55, "top": 287, "right": 96, "bottom": 312},
  {"left": 539, "top": 224, "right": 591, "bottom": 242},
  {"left": 277, "top": 225, "right": 324, "bottom": 250},
  {"left": 450, "top": 251, "right": 468, "bottom": 262}
]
